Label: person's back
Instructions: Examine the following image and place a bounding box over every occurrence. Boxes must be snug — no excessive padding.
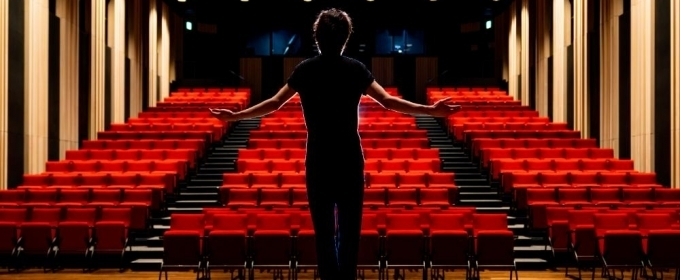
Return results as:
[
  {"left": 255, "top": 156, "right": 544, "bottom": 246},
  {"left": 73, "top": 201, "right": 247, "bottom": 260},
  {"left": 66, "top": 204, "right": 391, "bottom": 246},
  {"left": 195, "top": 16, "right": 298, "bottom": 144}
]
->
[
  {"left": 210, "top": 8, "right": 459, "bottom": 280},
  {"left": 287, "top": 55, "right": 374, "bottom": 157}
]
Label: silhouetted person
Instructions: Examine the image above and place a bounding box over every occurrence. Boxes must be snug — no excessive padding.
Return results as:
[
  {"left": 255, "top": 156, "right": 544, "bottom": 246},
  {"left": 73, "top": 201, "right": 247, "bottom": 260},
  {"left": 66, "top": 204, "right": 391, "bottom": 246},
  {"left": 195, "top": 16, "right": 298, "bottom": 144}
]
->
[{"left": 211, "top": 8, "right": 460, "bottom": 280}]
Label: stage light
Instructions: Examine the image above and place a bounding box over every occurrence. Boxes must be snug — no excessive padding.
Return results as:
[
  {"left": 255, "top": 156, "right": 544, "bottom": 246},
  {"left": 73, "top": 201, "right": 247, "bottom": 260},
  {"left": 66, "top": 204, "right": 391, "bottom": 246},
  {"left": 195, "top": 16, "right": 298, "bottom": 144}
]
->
[
  {"left": 486, "top": 20, "right": 492, "bottom": 29},
  {"left": 178, "top": 0, "right": 185, "bottom": 2},
  {"left": 304, "top": 0, "right": 311, "bottom": 2},
  {"left": 186, "top": 21, "right": 192, "bottom": 30},
  {"left": 241, "top": 0, "right": 248, "bottom": 2}
]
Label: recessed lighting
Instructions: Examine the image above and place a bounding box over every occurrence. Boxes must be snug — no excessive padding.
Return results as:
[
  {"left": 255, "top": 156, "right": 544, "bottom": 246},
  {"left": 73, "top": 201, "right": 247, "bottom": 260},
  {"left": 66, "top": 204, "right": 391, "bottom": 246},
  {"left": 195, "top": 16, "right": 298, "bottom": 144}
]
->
[
  {"left": 241, "top": 0, "right": 248, "bottom": 2},
  {"left": 178, "top": 0, "right": 185, "bottom": 2},
  {"left": 304, "top": 0, "right": 311, "bottom": 2}
]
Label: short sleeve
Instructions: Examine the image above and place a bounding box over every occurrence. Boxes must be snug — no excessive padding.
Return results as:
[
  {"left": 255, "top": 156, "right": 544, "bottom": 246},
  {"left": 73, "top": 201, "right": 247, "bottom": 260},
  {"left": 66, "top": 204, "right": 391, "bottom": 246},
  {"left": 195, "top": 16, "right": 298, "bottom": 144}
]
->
[
  {"left": 357, "top": 61, "right": 375, "bottom": 95},
  {"left": 286, "top": 61, "right": 306, "bottom": 92}
]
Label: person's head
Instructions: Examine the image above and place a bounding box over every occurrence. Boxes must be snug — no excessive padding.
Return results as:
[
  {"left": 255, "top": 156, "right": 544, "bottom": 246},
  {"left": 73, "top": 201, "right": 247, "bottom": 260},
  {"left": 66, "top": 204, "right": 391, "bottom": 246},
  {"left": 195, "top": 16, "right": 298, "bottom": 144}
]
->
[{"left": 313, "top": 8, "right": 353, "bottom": 55}]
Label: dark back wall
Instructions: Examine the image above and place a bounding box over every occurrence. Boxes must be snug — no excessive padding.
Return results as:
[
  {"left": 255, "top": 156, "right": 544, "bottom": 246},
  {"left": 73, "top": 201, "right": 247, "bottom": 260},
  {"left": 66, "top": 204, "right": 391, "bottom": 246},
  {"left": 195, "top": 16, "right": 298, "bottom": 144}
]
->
[{"left": 177, "top": 0, "right": 507, "bottom": 86}]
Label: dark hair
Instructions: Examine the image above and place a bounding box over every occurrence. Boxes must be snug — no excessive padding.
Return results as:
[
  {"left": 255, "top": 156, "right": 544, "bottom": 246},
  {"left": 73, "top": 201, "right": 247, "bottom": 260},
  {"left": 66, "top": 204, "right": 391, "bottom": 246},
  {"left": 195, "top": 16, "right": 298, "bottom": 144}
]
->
[{"left": 313, "top": 8, "right": 353, "bottom": 55}]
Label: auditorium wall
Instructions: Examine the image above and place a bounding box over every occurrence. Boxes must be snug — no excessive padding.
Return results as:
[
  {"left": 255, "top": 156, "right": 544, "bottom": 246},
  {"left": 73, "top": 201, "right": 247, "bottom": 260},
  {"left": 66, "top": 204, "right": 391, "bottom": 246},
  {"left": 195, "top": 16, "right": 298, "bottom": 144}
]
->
[
  {"left": 505, "top": 0, "right": 678, "bottom": 187},
  {"left": 0, "top": 0, "right": 182, "bottom": 189}
]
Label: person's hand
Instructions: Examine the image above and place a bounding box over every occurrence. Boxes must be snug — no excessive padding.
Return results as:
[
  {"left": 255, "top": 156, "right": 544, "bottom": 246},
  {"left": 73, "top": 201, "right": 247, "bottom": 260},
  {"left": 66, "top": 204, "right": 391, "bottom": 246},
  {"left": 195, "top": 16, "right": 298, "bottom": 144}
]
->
[
  {"left": 210, "top": 108, "right": 239, "bottom": 122},
  {"left": 427, "top": 97, "right": 461, "bottom": 117}
]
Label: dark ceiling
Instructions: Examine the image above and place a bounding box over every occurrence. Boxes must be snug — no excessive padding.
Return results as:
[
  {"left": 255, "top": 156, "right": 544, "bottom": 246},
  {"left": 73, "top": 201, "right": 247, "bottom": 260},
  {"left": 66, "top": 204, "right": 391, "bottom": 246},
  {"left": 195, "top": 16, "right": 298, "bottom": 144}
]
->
[{"left": 166, "top": 0, "right": 512, "bottom": 28}]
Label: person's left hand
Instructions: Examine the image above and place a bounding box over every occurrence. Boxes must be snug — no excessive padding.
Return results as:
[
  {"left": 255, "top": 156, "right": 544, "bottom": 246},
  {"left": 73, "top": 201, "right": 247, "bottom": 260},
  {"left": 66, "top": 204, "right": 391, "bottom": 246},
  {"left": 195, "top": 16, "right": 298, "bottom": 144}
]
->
[
  {"left": 210, "top": 108, "right": 239, "bottom": 122},
  {"left": 428, "top": 97, "right": 462, "bottom": 117}
]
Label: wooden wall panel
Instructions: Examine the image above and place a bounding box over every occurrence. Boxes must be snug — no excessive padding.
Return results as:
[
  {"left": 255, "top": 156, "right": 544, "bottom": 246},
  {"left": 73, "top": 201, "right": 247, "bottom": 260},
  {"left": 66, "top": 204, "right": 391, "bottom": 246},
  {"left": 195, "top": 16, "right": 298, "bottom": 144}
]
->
[
  {"left": 672, "top": 0, "right": 680, "bottom": 187},
  {"left": 371, "top": 57, "right": 394, "bottom": 86},
  {"left": 240, "top": 58, "right": 262, "bottom": 103},
  {"left": 282, "top": 57, "right": 304, "bottom": 85},
  {"left": 629, "top": 0, "right": 655, "bottom": 172},
  {"left": 415, "top": 57, "right": 437, "bottom": 103},
  {"left": 0, "top": 0, "right": 7, "bottom": 188},
  {"left": 24, "top": 0, "right": 49, "bottom": 174}
]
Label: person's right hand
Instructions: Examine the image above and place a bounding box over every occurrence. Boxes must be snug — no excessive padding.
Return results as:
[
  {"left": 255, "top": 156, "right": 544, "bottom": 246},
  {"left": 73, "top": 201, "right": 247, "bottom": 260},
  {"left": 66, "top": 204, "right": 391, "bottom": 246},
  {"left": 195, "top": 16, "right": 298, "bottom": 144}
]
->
[
  {"left": 427, "top": 97, "right": 462, "bottom": 117},
  {"left": 210, "top": 108, "right": 239, "bottom": 122}
]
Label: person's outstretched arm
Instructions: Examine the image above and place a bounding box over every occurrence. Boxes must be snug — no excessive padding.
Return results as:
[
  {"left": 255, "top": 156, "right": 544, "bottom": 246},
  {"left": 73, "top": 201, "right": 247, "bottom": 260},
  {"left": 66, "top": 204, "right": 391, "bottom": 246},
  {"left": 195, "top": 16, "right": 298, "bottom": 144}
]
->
[
  {"left": 365, "top": 81, "right": 460, "bottom": 117},
  {"left": 210, "top": 84, "right": 297, "bottom": 122}
]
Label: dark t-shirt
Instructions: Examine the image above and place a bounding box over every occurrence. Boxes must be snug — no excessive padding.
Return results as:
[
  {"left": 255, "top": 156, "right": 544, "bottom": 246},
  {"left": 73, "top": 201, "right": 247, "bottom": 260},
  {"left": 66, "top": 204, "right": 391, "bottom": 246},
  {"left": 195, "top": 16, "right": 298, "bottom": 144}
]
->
[{"left": 286, "top": 54, "right": 375, "bottom": 163}]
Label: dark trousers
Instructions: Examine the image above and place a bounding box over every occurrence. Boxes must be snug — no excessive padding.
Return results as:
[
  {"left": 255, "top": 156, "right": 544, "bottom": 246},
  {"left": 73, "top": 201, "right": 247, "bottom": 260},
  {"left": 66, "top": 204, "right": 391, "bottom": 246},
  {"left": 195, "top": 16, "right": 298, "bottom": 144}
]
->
[{"left": 305, "top": 156, "right": 365, "bottom": 280}]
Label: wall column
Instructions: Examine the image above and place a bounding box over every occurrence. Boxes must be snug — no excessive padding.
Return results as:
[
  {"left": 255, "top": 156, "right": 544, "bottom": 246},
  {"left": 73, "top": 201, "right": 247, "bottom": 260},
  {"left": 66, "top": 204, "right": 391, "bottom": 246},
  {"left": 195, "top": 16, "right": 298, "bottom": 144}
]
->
[
  {"left": 148, "top": 0, "right": 158, "bottom": 107},
  {"left": 89, "top": 0, "right": 105, "bottom": 139},
  {"left": 535, "top": 0, "right": 550, "bottom": 116},
  {"left": 56, "top": 0, "right": 79, "bottom": 159},
  {"left": 552, "top": 0, "right": 569, "bottom": 122},
  {"left": 0, "top": 0, "right": 7, "bottom": 188},
  {"left": 107, "top": 0, "right": 125, "bottom": 123},
  {"left": 158, "top": 3, "right": 170, "bottom": 100},
  {"left": 508, "top": 0, "right": 519, "bottom": 100},
  {"left": 573, "top": 0, "right": 590, "bottom": 136},
  {"left": 520, "top": 0, "right": 530, "bottom": 105},
  {"left": 629, "top": 0, "right": 655, "bottom": 172},
  {"left": 24, "top": 0, "right": 49, "bottom": 174},
  {"left": 672, "top": 0, "right": 680, "bottom": 187},
  {"left": 600, "top": 0, "right": 623, "bottom": 155},
  {"left": 127, "top": 0, "right": 142, "bottom": 118}
]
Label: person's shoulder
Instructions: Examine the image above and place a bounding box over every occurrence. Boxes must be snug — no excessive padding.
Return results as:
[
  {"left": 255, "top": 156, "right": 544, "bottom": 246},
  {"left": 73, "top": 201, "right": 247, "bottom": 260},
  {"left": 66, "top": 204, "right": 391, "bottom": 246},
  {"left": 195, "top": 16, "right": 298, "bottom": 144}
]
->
[
  {"left": 341, "top": 56, "right": 366, "bottom": 66},
  {"left": 298, "top": 55, "right": 322, "bottom": 66}
]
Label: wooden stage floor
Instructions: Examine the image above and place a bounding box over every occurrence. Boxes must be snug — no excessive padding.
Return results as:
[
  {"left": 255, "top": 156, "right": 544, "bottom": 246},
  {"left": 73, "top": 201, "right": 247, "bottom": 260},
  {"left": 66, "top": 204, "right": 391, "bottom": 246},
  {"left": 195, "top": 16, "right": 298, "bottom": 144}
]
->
[{"left": 0, "top": 269, "right": 674, "bottom": 279}]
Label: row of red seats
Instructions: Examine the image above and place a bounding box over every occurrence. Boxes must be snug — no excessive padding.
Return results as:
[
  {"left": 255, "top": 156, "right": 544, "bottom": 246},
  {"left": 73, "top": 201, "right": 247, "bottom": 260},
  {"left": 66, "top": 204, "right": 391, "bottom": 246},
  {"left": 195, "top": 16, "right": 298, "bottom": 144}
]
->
[
  {"left": 238, "top": 148, "right": 439, "bottom": 161},
  {"left": 267, "top": 110, "right": 413, "bottom": 119},
  {"left": 474, "top": 138, "right": 599, "bottom": 158},
  {"left": 96, "top": 130, "right": 211, "bottom": 141},
  {"left": 44, "top": 160, "right": 186, "bottom": 182},
  {"left": 80, "top": 139, "right": 205, "bottom": 157},
  {"left": 165, "top": 95, "right": 248, "bottom": 100},
  {"left": 508, "top": 172, "right": 662, "bottom": 204},
  {"left": 127, "top": 117, "right": 223, "bottom": 125},
  {"left": 175, "top": 87, "right": 251, "bottom": 92},
  {"left": 222, "top": 172, "right": 454, "bottom": 189},
  {"left": 259, "top": 122, "right": 419, "bottom": 131},
  {"left": 146, "top": 102, "right": 242, "bottom": 114},
  {"left": 0, "top": 207, "right": 132, "bottom": 271},
  {"left": 453, "top": 122, "right": 568, "bottom": 140},
  {"left": 236, "top": 159, "right": 441, "bottom": 174},
  {"left": 463, "top": 130, "right": 582, "bottom": 147},
  {"left": 108, "top": 123, "right": 220, "bottom": 142},
  {"left": 431, "top": 96, "right": 515, "bottom": 101},
  {"left": 450, "top": 116, "right": 550, "bottom": 126},
  {"left": 160, "top": 210, "right": 514, "bottom": 279},
  {"left": 445, "top": 109, "right": 538, "bottom": 119},
  {"left": 542, "top": 208, "right": 680, "bottom": 278},
  {"left": 429, "top": 90, "right": 506, "bottom": 96},
  {"left": 137, "top": 112, "right": 218, "bottom": 119},
  {"left": 260, "top": 117, "right": 415, "bottom": 125},
  {"left": 427, "top": 86, "right": 502, "bottom": 91},
  {"left": 63, "top": 149, "right": 196, "bottom": 169},
  {"left": 0, "top": 188, "right": 156, "bottom": 222},
  {"left": 526, "top": 188, "right": 680, "bottom": 227},
  {"left": 484, "top": 147, "right": 613, "bottom": 169},
  {"left": 492, "top": 158, "right": 630, "bottom": 180},
  {"left": 156, "top": 101, "right": 244, "bottom": 108},
  {"left": 248, "top": 138, "right": 430, "bottom": 149},
  {"left": 249, "top": 130, "right": 428, "bottom": 140},
  {"left": 222, "top": 187, "right": 454, "bottom": 209}
]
